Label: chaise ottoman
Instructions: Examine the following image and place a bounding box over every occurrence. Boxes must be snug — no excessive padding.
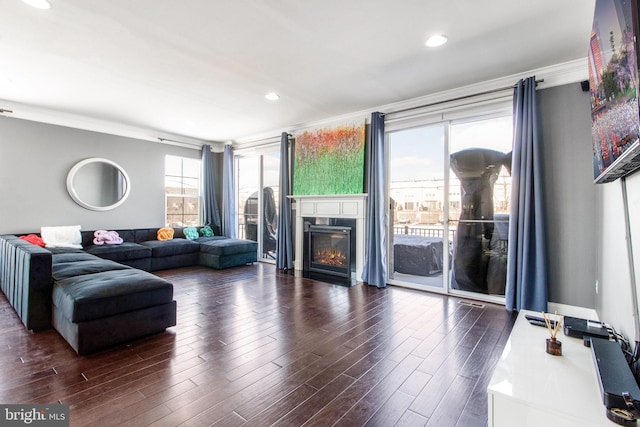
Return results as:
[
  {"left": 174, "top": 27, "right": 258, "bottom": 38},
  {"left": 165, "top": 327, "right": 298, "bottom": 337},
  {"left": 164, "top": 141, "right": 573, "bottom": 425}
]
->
[
  {"left": 199, "top": 238, "right": 258, "bottom": 269},
  {"left": 51, "top": 256, "right": 176, "bottom": 355}
]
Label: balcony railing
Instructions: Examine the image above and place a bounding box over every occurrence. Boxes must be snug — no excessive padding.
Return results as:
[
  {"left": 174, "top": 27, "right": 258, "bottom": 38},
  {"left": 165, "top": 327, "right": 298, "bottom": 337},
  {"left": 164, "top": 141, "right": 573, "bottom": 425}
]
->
[{"left": 393, "top": 225, "right": 456, "bottom": 241}]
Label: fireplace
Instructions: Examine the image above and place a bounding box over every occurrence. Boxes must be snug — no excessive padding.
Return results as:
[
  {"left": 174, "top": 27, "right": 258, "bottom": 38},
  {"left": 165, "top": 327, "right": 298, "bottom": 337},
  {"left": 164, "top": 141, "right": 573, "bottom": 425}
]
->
[
  {"left": 308, "top": 225, "right": 352, "bottom": 278},
  {"left": 290, "top": 194, "right": 367, "bottom": 282}
]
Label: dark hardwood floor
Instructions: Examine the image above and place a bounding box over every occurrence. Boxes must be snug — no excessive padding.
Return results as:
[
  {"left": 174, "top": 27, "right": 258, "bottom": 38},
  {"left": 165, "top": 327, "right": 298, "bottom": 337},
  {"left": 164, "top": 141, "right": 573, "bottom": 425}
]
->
[{"left": 0, "top": 263, "right": 516, "bottom": 427}]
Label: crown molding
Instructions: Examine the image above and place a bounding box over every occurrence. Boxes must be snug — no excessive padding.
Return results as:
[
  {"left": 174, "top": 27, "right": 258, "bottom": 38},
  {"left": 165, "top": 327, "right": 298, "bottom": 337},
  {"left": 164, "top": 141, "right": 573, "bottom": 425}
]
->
[{"left": 0, "top": 98, "right": 216, "bottom": 150}]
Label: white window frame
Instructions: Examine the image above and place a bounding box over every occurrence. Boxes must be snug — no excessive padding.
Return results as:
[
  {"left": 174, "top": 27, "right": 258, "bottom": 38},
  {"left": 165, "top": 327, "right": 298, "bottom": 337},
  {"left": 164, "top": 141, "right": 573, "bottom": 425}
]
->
[{"left": 164, "top": 155, "right": 201, "bottom": 227}]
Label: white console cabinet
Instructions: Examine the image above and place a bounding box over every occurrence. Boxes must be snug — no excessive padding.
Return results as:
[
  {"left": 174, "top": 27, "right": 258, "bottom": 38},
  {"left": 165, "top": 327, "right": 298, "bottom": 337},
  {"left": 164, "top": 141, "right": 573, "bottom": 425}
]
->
[{"left": 487, "top": 309, "right": 618, "bottom": 426}]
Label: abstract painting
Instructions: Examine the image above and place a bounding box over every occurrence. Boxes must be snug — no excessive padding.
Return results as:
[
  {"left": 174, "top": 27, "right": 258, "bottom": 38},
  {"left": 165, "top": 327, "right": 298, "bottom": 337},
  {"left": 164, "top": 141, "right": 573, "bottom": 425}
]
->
[{"left": 293, "top": 121, "right": 366, "bottom": 195}]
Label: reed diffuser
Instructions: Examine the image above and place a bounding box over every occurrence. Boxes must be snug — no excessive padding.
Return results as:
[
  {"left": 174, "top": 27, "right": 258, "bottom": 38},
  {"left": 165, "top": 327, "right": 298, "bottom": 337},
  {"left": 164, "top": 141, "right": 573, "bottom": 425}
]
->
[{"left": 542, "top": 311, "right": 562, "bottom": 356}]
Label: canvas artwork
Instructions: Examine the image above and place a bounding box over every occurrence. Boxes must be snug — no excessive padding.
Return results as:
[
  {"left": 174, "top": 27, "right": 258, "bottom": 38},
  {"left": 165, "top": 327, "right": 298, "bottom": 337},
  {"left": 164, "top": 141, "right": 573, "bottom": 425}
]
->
[{"left": 293, "top": 121, "right": 366, "bottom": 195}]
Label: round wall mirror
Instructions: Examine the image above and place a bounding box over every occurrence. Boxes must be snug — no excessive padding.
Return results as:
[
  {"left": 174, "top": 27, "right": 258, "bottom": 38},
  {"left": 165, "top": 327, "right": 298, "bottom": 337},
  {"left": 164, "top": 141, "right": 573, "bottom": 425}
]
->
[{"left": 66, "top": 158, "right": 131, "bottom": 211}]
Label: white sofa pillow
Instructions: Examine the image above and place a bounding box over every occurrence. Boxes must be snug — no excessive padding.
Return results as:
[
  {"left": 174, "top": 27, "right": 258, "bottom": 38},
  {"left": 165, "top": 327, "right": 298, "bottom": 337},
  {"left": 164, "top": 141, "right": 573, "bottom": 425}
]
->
[{"left": 41, "top": 225, "right": 83, "bottom": 249}]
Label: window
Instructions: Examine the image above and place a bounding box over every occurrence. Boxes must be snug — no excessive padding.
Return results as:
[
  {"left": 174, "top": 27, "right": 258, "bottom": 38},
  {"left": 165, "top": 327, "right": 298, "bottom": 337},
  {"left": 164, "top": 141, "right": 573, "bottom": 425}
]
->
[{"left": 165, "top": 155, "right": 201, "bottom": 227}]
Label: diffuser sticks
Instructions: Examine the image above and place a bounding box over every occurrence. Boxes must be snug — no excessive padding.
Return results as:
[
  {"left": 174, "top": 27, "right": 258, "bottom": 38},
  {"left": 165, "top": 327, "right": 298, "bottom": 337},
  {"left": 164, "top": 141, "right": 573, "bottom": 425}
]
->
[{"left": 542, "top": 311, "right": 562, "bottom": 356}]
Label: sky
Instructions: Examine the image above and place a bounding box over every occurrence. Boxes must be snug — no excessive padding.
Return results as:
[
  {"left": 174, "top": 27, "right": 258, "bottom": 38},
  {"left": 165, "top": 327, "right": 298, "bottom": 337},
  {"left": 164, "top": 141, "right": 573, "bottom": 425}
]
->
[{"left": 389, "top": 115, "right": 513, "bottom": 182}]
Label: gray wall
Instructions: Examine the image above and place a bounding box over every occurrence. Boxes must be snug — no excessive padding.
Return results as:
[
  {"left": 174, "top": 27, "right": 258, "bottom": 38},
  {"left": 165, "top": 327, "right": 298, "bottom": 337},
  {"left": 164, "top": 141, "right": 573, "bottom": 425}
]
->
[
  {"left": 538, "top": 83, "right": 640, "bottom": 342},
  {"left": 0, "top": 117, "right": 202, "bottom": 234},
  {"left": 538, "top": 84, "right": 598, "bottom": 308}
]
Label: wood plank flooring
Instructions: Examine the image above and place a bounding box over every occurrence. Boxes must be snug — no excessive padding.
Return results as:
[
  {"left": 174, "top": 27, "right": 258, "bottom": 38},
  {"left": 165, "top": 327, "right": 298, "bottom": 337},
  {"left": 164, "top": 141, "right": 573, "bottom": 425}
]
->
[{"left": 0, "top": 263, "right": 515, "bottom": 427}]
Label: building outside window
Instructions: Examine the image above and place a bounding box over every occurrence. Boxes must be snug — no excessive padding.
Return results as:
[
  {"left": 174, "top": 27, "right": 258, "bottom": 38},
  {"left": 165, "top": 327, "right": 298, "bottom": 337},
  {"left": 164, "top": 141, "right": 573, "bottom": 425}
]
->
[{"left": 165, "top": 155, "right": 200, "bottom": 227}]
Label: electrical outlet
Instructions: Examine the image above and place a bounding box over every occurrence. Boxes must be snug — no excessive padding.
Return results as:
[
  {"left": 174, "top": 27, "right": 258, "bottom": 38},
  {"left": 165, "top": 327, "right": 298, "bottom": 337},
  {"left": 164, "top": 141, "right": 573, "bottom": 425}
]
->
[{"left": 595, "top": 279, "right": 599, "bottom": 294}]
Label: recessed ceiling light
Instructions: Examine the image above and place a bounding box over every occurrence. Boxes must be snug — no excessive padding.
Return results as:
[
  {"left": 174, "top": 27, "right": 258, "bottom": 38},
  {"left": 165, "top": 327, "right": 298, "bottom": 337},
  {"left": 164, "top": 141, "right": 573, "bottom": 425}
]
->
[
  {"left": 20, "top": 0, "right": 51, "bottom": 9},
  {"left": 425, "top": 34, "right": 448, "bottom": 47},
  {"left": 265, "top": 92, "right": 280, "bottom": 101}
]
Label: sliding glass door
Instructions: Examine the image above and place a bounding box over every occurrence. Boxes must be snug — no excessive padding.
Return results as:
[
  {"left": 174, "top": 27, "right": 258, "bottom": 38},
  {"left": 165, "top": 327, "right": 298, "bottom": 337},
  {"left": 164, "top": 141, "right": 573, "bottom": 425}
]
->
[
  {"left": 236, "top": 151, "right": 280, "bottom": 262},
  {"left": 387, "top": 115, "right": 512, "bottom": 301}
]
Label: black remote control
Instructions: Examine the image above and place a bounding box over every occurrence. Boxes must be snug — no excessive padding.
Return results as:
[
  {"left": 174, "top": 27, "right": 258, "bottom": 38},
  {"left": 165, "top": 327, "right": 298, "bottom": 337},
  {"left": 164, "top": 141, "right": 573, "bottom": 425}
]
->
[{"left": 525, "top": 314, "right": 556, "bottom": 328}]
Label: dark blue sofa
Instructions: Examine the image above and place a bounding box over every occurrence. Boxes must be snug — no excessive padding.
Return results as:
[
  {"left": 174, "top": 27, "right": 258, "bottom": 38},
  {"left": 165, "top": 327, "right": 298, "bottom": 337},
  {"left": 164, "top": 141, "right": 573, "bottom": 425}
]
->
[
  {"left": 0, "top": 228, "right": 257, "bottom": 354},
  {"left": 80, "top": 227, "right": 257, "bottom": 271}
]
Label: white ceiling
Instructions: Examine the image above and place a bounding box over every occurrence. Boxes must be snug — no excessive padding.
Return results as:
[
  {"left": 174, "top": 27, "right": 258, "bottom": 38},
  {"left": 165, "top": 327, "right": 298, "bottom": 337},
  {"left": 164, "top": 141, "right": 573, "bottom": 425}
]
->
[{"left": 0, "top": 0, "right": 596, "bottom": 145}]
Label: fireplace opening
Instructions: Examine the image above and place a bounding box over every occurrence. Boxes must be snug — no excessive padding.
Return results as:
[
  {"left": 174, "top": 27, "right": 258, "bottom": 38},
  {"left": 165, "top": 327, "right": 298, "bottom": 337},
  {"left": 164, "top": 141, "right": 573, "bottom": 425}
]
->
[
  {"left": 308, "top": 225, "right": 351, "bottom": 278},
  {"left": 302, "top": 217, "right": 356, "bottom": 284}
]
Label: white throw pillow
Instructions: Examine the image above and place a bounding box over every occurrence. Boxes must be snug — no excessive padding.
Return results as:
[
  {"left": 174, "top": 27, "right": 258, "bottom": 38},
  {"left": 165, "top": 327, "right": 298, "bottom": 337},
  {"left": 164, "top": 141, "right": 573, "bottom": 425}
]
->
[{"left": 41, "top": 225, "right": 83, "bottom": 249}]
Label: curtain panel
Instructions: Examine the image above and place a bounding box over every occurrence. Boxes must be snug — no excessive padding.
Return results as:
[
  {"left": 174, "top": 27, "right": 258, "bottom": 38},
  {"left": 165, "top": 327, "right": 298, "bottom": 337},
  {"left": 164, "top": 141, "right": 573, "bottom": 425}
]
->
[
  {"left": 276, "top": 132, "right": 294, "bottom": 270},
  {"left": 201, "top": 144, "right": 221, "bottom": 231},
  {"left": 222, "top": 144, "right": 237, "bottom": 238},
  {"left": 362, "top": 112, "right": 388, "bottom": 288},
  {"left": 505, "top": 76, "right": 548, "bottom": 312}
]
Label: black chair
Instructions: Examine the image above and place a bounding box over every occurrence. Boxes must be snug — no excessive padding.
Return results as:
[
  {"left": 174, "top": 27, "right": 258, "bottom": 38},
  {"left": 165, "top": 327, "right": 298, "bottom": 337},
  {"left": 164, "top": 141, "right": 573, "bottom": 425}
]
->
[
  {"left": 243, "top": 187, "right": 278, "bottom": 258},
  {"left": 449, "top": 148, "right": 511, "bottom": 294}
]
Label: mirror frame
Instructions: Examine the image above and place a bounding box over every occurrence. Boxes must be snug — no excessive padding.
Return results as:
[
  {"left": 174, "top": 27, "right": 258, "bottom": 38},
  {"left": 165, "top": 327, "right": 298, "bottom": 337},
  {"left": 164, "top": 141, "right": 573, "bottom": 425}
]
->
[{"left": 66, "top": 158, "right": 131, "bottom": 211}]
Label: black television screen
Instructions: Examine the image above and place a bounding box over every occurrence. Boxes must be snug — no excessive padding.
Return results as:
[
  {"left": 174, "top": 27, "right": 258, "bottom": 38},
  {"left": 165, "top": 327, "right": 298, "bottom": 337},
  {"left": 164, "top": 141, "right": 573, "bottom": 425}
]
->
[{"left": 589, "top": 0, "right": 640, "bottom": 183}]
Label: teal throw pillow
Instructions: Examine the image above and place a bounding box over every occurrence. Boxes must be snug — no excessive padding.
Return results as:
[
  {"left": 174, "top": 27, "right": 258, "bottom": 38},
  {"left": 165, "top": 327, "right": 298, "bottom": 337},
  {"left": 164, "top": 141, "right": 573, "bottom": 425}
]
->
[
  {"left": 183, "top": 226, "right": 199, "bottom": 240},
  {"left": 199, "top": 225, "right": 214, "bottom": 237}
]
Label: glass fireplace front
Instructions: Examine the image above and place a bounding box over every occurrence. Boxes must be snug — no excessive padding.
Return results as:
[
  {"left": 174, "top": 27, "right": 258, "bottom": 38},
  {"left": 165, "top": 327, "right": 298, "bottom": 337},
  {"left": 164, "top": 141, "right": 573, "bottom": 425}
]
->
[{"left": 308, "top": 225, "right": 352, "bottom": 278}]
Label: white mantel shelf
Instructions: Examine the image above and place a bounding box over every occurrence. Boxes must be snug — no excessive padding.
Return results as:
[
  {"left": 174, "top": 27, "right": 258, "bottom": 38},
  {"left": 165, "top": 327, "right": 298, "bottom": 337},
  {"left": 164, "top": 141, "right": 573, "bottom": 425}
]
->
[{"left": 289, "top": 194, "right": 367, "bottom": 280}]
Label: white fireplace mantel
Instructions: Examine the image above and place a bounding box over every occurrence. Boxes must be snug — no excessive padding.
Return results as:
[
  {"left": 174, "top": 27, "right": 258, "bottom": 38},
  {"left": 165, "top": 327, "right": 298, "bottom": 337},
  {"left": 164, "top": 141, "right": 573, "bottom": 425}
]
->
[{"left": 289, "top": 194, "right": 367, "bottom": 280}]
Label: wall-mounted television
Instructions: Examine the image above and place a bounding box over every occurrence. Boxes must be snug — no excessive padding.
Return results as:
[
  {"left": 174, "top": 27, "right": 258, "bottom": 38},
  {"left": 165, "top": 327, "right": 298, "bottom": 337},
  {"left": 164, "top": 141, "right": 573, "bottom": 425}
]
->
[{"left": 589, "top": 0, "right": 640, "bottom": 184}]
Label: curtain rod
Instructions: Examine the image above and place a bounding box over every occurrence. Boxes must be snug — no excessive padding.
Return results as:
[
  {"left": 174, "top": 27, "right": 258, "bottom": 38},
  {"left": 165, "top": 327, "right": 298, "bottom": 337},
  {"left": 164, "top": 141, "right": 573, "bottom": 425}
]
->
[
  {"left": 235, "top": 133, "right": 293, "bottom": 148},
  {"left": 383, "top": 78, "right": 544, "bottom": 117},
  {"left": 157, "top": 137, "right": 205, "bottom": 149}
]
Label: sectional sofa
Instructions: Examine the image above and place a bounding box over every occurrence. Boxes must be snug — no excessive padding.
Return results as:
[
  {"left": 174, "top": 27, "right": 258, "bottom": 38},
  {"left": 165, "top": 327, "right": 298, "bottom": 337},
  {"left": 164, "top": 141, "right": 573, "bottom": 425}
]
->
[
  {"left": 0, "top": 228, "right": 258, "bottom": 354},
  {"left": 79, "top": 227, "right": 258, "bottom": 272}
]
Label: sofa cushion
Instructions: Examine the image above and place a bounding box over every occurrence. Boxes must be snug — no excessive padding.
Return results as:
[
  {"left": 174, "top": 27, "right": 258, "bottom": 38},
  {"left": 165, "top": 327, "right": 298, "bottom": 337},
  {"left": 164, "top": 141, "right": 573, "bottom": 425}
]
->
[
  {"left": 52, "top": 251, "right": 103, "bottom": 265},
  {"left": 84, "top": 242, "right": 151, "bottom": 262},
  {"left": 47, "top": 247, "right": 85, "bottom": 256},
  {"left": 199, "top": 251, "right": 257, "bottom": 269},
  {"left": 133, "top": 228, "right": 159, "bottom": 243},
  {"left": 196, "top": 236, "right": 228, "bottom": 244},
  {"left": 199, "top": 238, "right": 258, "bottom": 256},
  {"left": 52, "top": 259, "right": 131, "bottom": 281},
  {"left": 52, "top": 269, "right": 174, "bottom": 323},
  {"left": 139, "top": 238, "right": 200, "bottom": 257}
]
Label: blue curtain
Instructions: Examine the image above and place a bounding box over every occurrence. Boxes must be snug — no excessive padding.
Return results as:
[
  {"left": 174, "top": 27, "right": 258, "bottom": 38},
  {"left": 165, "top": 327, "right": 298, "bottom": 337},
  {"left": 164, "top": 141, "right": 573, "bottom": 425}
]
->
[
  {"left": 201, "top": 144, "right": 221, "bottom": 231},
  {"left": 362, "top": 112, "right": 387, "bottom": 288},
  {"left": 276, "top": 132, "right": 294, "bottom": 269},
  {"left": 222, "top": 144, "right": 237, "bottom": 238},
  {"left": 505, "top": 77, "right": 548, "bottom": 312}
]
